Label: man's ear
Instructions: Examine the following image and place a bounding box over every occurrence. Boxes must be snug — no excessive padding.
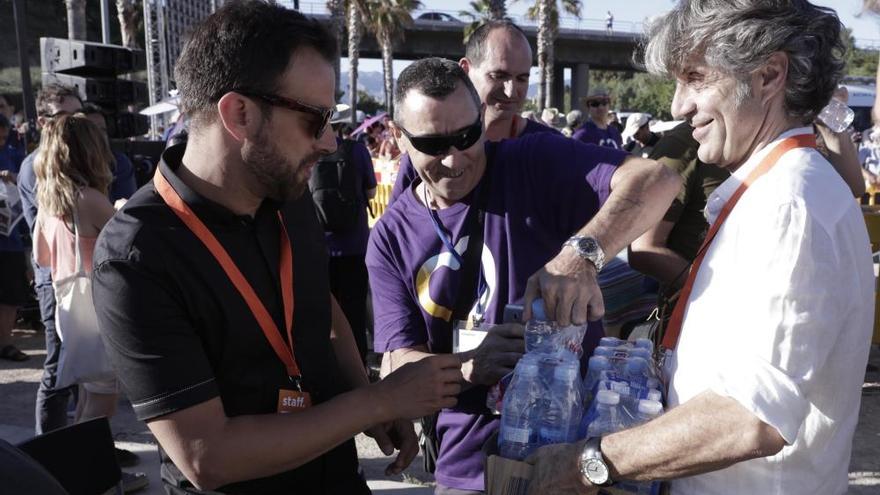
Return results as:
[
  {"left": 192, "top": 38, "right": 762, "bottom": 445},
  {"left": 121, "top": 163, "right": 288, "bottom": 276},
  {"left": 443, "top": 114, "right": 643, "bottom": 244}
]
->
[
  {"left": 459, "top": 57, "right": 471, "bottom": 74},
  {"left": 757, "top": 52, "right": 789, "bottom": 107},
  {"left": 216, "top": 92, "right": 261, "bottom": 142}
]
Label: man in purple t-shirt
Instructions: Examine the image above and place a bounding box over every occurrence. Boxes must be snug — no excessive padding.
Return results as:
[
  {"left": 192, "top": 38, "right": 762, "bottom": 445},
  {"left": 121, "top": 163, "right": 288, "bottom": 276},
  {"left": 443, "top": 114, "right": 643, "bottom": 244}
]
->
[
  {"left": 572, "top": 88, "right": 623, "bottom": 149},
  {"left": 367, "top": 58, "right": 679, "bottom": 493},
  {"left": 389, "top": 20, "right": 559, "bottom": 205}
]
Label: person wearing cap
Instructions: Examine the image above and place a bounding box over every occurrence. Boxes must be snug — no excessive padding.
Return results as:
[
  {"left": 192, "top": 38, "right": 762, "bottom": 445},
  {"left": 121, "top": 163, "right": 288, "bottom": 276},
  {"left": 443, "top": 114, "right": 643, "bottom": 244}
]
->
[
  {"left": 541, "top": 107, "right": 562, "bottom": 129},
  {"left": 368, "top": 57, "right": 679, "bottom": 495},
  {"left": 622, "top": 113, "right": 659, "bottom": 157},
  {"left": 563, "top": 110, "right": 584, "bottom": 137},
  {"left": 389, "top": 20, "right": 561, "bottom": 205},
  {"left": 572, "top": 89, "right": 623, "bottom": 149}
]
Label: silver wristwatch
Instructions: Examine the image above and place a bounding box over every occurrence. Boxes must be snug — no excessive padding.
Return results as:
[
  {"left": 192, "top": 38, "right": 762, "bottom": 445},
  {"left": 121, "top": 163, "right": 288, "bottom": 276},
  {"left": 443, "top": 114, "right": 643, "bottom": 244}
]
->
[
  {"left": 564, "top": 235, "right": 606, "bottom": 272},
  {"left": 579, "top": 437, "right": 613, "bottom": 487}
]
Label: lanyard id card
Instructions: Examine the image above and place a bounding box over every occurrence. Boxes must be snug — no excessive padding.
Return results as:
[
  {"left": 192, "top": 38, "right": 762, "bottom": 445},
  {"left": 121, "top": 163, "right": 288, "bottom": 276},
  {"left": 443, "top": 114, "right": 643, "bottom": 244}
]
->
[
  {"left": 277, "top": 388, "right": 312, "bottom": 413},
  {"left": 453, "top": 318, "right": 490, "bottom": 353}
]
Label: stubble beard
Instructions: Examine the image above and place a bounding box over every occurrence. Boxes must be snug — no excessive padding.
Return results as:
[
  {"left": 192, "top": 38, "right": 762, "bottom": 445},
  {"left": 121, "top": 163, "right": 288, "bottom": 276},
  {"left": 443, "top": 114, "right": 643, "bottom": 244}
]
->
[{"left": 242, "top": 127, "right": 320, "bottom": 202}]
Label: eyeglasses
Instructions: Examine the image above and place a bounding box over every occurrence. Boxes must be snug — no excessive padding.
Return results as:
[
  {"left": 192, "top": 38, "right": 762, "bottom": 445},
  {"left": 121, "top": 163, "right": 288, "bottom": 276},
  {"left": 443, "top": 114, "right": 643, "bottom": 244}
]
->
[
  {"left": 588, "top": 100, "right": 610, "bottom": 108},
  {"left": 232, "top": 89, "right": 334, "bottom": 139},
  {"left": 396, "top": 116, "right": 483, "bottom": 156}
]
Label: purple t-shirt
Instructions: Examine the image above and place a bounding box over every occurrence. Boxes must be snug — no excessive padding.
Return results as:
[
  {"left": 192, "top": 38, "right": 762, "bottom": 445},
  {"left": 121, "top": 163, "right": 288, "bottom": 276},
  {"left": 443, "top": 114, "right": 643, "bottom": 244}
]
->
[
  {"left": 388, "top": 119, "right": 561, "bottom": 206},
  {"left": 324, "top": 139, "right": 377, "bottom": 257},
  {"left": 366, "top": 132, "right": 625, "bottom": 490},
  {"left": 572, "top": 120, "right": 623, "bottom": 149}
]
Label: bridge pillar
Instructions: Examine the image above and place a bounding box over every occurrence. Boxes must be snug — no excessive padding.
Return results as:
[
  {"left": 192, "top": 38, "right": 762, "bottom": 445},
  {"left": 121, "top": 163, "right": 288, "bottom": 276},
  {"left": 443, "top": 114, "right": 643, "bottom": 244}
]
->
[
  {"left": 571, "top": 63, "right": 590, "bottom": 112},
  {"left": 552, "top": 64, "right": 565, "bottom": 111}
]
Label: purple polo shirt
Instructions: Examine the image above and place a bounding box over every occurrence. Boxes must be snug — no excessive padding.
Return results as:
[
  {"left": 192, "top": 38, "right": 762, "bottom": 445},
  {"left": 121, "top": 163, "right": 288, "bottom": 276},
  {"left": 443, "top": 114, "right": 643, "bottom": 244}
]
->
[
  {"left": 388, "top": 119, "right": 561, "bottom": 205},
  {"left": 572, "top": 120, "right": 623, "bottom": 149},
  {"left": 324, "top": 139, "right": 377, "bottom": 256},
  {"left": 366, "top": 132, "right": 625, "bottom": 490}
]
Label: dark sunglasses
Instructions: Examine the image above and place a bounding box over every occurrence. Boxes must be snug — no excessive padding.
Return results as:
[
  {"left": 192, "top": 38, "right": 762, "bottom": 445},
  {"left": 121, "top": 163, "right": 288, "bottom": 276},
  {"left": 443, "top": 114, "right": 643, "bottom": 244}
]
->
[
  {"left": 39, "top": 109, "right": 73, "bottom": 119},
  {"left": 588, "top": 99, "right": 610, "bottom": 108},
  {"left": 232, "top": 89, "right": 334, "bottom": 139},
  {"left": 396, "top": 116, "right": 483, "bottom": 156}
]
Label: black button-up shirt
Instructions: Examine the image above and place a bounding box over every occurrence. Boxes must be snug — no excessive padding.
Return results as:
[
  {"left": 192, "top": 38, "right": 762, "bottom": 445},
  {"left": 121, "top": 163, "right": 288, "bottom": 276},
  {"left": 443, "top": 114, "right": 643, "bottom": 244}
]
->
[{"left": 93, "top": 144, "right": 368, "bottom": 494}]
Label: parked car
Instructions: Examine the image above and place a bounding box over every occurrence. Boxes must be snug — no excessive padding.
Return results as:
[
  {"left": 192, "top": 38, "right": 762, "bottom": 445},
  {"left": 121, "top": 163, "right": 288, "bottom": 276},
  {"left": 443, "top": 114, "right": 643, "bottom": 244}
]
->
[{"left": 417, "top": 12, "right": 462, "bottom": 23}]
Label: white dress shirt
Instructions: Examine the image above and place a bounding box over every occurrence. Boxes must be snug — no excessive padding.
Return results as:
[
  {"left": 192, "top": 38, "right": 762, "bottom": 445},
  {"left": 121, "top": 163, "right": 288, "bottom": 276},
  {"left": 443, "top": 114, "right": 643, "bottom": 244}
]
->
[{"left": 666, "top": 127, "right": 874, "bottom": 495}]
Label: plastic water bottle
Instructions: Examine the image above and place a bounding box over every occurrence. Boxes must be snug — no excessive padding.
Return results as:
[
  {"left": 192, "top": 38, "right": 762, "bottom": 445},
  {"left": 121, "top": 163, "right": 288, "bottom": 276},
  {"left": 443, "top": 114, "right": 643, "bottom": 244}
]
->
[
  {"left": 583, "top": 356, "right": 611, "bottom": 404},
  {"left": 586, "top": 390, "right": 625, "bottom": 437},
  {"left": 538, "top": 359, "right": 583, "bottom": 445},
  {"left": 525, "top": 299, "right": 553, "bottom": 353},
  {"left": 593, "top": 346, "right": 615, "bottom": 358},
  {"left": 499, "top": 356, "right": 542, "bottom": 460},
  {"left": 818, "top": 97, "right": 855, "bottom": 133},
  {"left": 646, "top": 388, "right": 663, "bottom": 403},
  {"left": 599, "top": 336, "right": 624, "bottom": 348},
  {"left": 635, "top": 399, "right": 664, "bottom": 425},
  {"left": 633, "top": 338, "right": 653, "bottom": 350}
]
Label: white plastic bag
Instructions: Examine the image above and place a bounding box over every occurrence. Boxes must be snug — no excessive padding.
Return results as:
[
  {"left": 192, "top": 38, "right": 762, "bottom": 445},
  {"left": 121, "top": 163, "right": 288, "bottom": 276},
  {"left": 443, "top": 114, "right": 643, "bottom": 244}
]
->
[
  {"left": 0, "top": 181, "right": 23, "bottom": 236},
  {"left": 54, "top": 212, "right": 114, "bottom": 388}
]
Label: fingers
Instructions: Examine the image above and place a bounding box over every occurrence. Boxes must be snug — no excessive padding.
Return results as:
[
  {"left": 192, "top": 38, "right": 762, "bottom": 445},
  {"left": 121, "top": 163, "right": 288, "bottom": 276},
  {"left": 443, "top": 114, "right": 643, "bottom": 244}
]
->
[
  {"left": 490, "top": 323, "right": 525, "bottom": 339},
  {"left": 522, "top": 275, "right": 540, "bottom": 321},
  {"left": 428, "top": 354, "right": 463, "bottom": 372},
  {"left": 571, "top": 291, "right": 589, "bottom": 326},
  {"left": 587, "top": 289, "right": 605, "bottom": 322},
  {"left": 555, "top": 288, "right": 577, "bottom": 327},
  {"left": 386, "top": 420, "right": 419, "bottom": 475},
  {"left": 371, "top": 425, "right": 395, "bottom": 456}
]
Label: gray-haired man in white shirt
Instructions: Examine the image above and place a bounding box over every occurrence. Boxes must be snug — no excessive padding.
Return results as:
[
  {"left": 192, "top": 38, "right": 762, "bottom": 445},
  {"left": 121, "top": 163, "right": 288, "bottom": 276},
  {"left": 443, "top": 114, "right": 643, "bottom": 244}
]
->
[{"left": 525, "top": 1, "right": 874, "bottom": 494}]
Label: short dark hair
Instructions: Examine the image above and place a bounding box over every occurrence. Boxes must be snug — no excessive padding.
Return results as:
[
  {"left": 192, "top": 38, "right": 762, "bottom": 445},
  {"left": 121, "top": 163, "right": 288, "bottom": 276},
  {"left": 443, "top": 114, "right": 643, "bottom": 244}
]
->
[
  {"left": 174, "top": 0, "right": 338, "bottom": 128},
  {"left": 465, "top": 20, "right": 530, "bottom": 66},
  {"left": 393, "top": 58, "right": 481, "bottom": 123},
  {"left": 36, "top": 84, "right": 82, "bottom": 117}
]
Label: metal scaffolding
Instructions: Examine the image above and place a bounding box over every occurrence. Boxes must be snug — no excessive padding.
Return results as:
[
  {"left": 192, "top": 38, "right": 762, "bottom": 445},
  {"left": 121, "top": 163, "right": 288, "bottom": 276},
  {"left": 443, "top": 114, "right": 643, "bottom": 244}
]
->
[{"left": 143, "top": 0, "right": 220, "bottom": 136}]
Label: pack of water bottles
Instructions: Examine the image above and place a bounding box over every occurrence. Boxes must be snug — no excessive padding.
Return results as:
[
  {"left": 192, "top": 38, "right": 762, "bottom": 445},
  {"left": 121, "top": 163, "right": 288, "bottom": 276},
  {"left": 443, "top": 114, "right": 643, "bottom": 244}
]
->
[
  {"left": 579, "top": 336, "right": 664, "bottom": 494},
  {"left": 494, "top": 300, "right": 665, "bottom": 494}
]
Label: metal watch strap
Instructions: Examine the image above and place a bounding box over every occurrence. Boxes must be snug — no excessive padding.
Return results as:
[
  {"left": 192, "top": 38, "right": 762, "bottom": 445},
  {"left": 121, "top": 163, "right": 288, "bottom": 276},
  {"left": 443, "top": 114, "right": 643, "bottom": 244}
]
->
[
  {"left": 566, "top": 235, "right": 605, "bottom": 272},
  {"left": 580, "top": 437, "right": 613, "bottom": 487}
]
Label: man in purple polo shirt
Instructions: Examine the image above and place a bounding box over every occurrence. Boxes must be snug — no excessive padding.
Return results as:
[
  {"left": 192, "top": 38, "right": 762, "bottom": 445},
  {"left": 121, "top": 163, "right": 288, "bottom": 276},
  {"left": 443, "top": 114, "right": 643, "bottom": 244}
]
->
[
  {"left": 367, "top": 58, "right": 679, "bottom": 494},
  {"left": 389, "top": 20, "right": 559, "bottom": 205},
  {"left": 572, "top": 88, "right": 623, "bottom": 149}
]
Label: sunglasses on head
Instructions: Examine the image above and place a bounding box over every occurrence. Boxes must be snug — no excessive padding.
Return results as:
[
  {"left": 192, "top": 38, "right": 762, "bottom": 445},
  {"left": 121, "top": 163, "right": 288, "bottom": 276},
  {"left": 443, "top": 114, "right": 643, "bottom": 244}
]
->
[
  {"left": 396, "top": 116, "right": 483, "bottom": 156},
  {"left": 232, "top": 88, "right": 334, "bottom": 139},
  {"left": 588, "top": 99, "right": 610, "bottom": 108}
]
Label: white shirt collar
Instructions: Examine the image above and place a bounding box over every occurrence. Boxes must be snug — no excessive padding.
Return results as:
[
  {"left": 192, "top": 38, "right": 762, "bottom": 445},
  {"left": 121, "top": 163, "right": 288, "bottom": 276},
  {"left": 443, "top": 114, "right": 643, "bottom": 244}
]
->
[{"left": 705, "top": 126, "right": 813, "bottom": 224}]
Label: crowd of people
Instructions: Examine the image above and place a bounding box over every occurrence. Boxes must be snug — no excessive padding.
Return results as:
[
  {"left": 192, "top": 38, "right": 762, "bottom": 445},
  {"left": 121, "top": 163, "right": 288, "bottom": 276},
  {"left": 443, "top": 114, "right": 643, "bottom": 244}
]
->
[{"left": 0, "top": 0, "right": 876, "bottom": 494}]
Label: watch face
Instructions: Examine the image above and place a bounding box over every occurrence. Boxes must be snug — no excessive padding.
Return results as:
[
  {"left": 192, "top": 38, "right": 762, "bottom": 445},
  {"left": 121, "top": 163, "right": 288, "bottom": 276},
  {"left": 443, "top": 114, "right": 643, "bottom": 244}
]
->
[
  {"left": 578, "top": 237, "right": 598, "bottom": 254},
  {"left": 583, "top": 458, "right": 610, "bottom": 485}
]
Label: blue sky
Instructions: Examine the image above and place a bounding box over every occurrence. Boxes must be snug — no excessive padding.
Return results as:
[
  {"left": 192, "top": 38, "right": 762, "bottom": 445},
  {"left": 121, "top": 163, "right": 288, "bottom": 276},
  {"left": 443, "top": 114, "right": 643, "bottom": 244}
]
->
[{"left": 328, "top": 0, "right": 880, "bottom": 76}]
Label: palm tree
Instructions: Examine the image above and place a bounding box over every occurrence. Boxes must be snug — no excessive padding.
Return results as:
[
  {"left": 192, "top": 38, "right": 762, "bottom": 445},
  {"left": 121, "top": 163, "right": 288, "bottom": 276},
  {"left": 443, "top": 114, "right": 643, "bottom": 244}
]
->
[
  {"left": 360, "top": 0, "right": 421, "bottom": 115},
  {"left": 116, "top": 0, "right": 140, "bottom": 48},
  {"left": 488, "top": 0, "right": 506, "bottom": 19},
  {"left": 65, "top": 0, "right": 87, "bottom": 40},
  {"left": 327, "top": 0, "right": 346, "bottom": 101},
  {"left": 528, "top": 0, "right": 580, "bottom": 110},
  {"left": 348, "top": 1, "right": 364, "bottom": 123},
  {"left": 460, "top": 0, "right": 493, "bottom": 44}
]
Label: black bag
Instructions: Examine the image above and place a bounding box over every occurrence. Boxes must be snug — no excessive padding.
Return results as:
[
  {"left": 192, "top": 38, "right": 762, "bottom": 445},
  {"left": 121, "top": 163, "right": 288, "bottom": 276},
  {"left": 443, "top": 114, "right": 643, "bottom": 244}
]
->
[
  {"left": 419, "top": 156, "right": 495, "bottom": 474},
  {"left": 308, "top": 140, "right": 361, "bottom": 233}
]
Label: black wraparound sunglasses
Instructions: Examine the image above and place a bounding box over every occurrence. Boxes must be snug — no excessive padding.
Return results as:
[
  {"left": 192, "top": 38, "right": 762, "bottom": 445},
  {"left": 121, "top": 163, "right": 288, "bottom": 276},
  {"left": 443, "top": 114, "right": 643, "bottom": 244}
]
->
[
  {"left": 232, "top": 88, "right": 334, "bottom": 139},
  {"left": 396, "top": 116, "right": 483, "bottom": 156}
]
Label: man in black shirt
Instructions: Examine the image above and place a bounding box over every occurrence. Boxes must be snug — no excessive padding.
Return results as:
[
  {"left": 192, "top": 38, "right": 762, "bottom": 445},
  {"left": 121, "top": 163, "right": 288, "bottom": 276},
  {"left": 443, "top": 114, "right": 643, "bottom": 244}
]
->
[{"left": 92, "top": 3, "right": 462, "bottom": 494}]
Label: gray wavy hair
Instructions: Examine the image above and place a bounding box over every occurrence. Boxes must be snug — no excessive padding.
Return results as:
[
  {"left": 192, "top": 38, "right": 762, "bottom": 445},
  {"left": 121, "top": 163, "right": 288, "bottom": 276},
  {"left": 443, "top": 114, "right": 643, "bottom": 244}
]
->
[{"left": 641, "top": 0, "right": 846, "bottom": 124}]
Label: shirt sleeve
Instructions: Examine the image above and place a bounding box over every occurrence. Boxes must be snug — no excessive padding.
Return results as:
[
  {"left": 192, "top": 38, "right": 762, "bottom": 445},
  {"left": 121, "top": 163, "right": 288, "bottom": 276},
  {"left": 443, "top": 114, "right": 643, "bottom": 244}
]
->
[
  {"left": 93, "top": 254, "right": 220, "bottom": 421},
  {"left": 16, "top": 154, "right": 38, "bottom": 234},
  {"left": 707, "top": 200, "right": 840, "bottom": 444},
  {"left": 365, "top": 223, "right": 428, "bottom": 352}
]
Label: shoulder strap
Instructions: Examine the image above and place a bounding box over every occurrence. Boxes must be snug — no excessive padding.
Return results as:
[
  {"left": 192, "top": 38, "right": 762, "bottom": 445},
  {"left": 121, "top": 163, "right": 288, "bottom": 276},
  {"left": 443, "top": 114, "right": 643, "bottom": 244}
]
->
[{"left": 451, "top": 149, "right": 494, "bottom": 320}]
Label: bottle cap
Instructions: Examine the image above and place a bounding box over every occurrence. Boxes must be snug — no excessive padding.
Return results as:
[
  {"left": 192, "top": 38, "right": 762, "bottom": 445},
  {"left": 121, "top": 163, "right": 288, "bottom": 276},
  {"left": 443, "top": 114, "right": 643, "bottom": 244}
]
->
[
  {"left": 599, "top": 337, "right": 624, "bottom": 347},
  {"left": 588, "top": 356, "right": 610, "bottom": 370},
  {"left": 596, "top": 389, "right": 620, "bottom": 405},
  {"left": 593, "top": 346, "right": 614, "bottom": 358},
  {"left": 647, "top": 389, "right": 662, "bottom": 402},
  {"left": 638, "top": 399, "right": 663, "bottom": 416},
  {"left": 634, "top": 338, "right": 653, "bottom": 350},
  {"left": 554, "top": 362, "right": 580, "bottom": 380},
  {"left": 625, "top": 357, "right": 649, "bottom": 373},
  {"left": 610, "top": 381, "right": 630, "bottom": 396}
]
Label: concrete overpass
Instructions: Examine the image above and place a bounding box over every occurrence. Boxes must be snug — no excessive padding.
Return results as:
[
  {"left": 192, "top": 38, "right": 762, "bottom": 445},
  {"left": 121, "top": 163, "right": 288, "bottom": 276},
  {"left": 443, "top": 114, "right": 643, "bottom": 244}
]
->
[{"left": 308, "top": 14, "right": 644, "bottom": 110}]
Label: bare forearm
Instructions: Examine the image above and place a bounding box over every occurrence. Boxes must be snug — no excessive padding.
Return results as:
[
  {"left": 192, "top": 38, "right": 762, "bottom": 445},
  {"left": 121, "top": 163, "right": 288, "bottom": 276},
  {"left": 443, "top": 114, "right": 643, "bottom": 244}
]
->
[
  {"left": 819, "top": 126, "right": 865, "bottom": 197},
  {"left": 330, "top": 295, "right": 369, "bottom": 389},
  {"left": 152, "top": 389, "right": 391, "bottom": 490},
  {"left": 601, "top": 391, "right": 784, "bottom": 482},
  {"left": 585, "top": 159, "right": 680, "bottom": 257},
  {"left": 628, "top": 246, "right": 690, "bottom": 289}
]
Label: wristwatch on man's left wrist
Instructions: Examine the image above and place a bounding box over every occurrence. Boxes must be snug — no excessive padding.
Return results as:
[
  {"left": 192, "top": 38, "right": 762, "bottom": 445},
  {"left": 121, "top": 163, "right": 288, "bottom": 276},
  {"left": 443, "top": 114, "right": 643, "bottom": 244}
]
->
[
  {"left": 579, "top": 437, "right": 614, "bottom": 487},
  {"left": 564, "top": 235, "right": 606, "bottom": 272}
]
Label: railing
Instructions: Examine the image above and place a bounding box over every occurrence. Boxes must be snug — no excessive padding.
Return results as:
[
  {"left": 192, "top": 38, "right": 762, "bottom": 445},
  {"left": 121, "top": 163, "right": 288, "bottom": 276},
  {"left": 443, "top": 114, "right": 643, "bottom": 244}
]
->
[{"left": 290, "top": 1, "right": 645, "bottom": 33}]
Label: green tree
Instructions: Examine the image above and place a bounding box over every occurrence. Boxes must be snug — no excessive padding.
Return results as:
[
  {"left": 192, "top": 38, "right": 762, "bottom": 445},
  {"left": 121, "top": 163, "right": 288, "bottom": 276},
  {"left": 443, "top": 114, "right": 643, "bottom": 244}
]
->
[
  {"left": 116, "top": 0, "right": 140, "bottom": 48},
  {"left": 590, "top": 70, "right": 676, "bottom": 120},
  {"left": 356, "top": 89, "right": 384, "bottom": 114},
  {"left": 842, "top": 28, "right": 879, "bottom": 78},
  {"left": 359, "top": 0, "right": 421, "bottom": 115},
  {"left": 327, "top": 0, "right": 347, "bottom": 101},
  {"left": 460, "top": 0, "right": 507, "bottom": 44},
  {"left": 527, "top": 0, "right": 581, "bottom": 111}
]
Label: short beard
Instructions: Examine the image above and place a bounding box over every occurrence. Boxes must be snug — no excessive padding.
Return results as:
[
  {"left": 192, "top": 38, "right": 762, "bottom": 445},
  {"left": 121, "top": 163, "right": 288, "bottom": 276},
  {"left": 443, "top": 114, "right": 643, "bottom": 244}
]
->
[{"left": 241, "top": 123, "right": 320, "bottom": 203}]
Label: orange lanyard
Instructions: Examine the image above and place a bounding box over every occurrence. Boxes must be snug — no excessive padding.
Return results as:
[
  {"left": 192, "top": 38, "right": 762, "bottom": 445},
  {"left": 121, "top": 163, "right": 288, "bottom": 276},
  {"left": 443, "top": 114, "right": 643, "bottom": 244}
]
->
[
  {"left": 661, "top": 134, "right": 816, "bottom": 351},
  {"left": 153, "top": 169, "right": 301, "bottom": 380}
]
